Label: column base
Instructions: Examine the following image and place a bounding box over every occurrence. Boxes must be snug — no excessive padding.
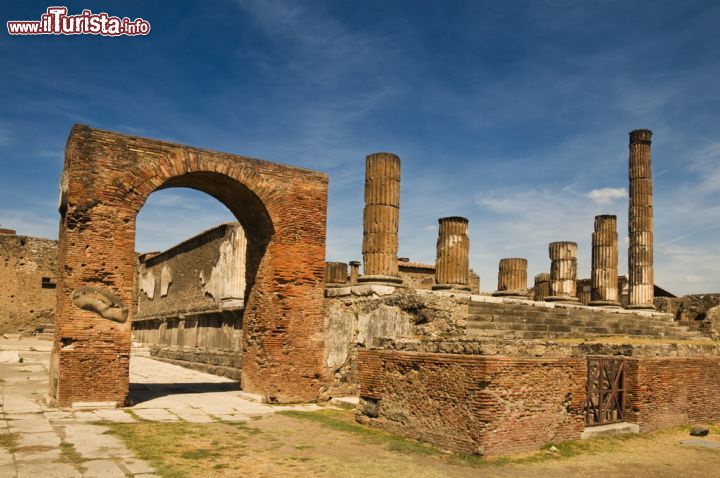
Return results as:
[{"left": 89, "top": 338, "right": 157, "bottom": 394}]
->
[
  {"left": 432, "top": 284, "right": 471, "bottom": 294},
  {"left": 358, "top": 275, "right": 404, "bottom": 285},
  {"left": 492, "top": 290, "right": 530, "bottom": 298},
  {"left": 626, "top": 304, "right": 655, "bottom": 310},
  {"left": 588, "top": 300, "right": 622, "bottom": 308},
  {"left": 545, "top": 295, "right": 580, "bottom": 303},
  {"left": 325, "top": 283, "right": 350, "bottom": 288}
]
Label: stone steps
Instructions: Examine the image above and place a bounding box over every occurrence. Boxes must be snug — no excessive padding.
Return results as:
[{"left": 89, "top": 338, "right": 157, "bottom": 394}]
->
[{"left": 467, "top": 301, "right": 702, "bottom": 340}]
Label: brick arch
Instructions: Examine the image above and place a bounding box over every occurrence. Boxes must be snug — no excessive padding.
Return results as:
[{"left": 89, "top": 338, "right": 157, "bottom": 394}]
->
[{"left": 49, "top": 125, "right": 329, "bottom": 407}]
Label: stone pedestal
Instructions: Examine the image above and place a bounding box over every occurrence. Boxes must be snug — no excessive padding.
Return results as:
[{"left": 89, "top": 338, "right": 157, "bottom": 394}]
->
[
  {"left": 360, "top": 152, "right": 402, "bottom": 285},
  {"left": 533, "top": 273, "right": 551, "bottom": 301},
  {"left": 325, "top": 262, "right": 348, "bottom": 287},
  {"left": 546, "top": 241, "right": 579, "bottom": 303},
  {"left": 349, "top": 261, "right": 361, "bottom": 285},
  {"left": 433, "top": 217, "right": 471, "bottom": 293},
  {"left": 628, "top": 129, "right": 654, "bottom": 309},
  {"left": 589, "top": 215, "right": 620, "bottom": 307},
  {"left": 494, "top": 258, "right": 529, "bottom": 298}
]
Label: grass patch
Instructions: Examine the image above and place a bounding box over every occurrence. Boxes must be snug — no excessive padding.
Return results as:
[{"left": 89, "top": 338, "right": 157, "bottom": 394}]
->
[
  {"left": 277, "top": 409, "right": 441, "bottom": 457},
  {"left": 100, "top": 419, "right": 261, "bottom": 478},
  {"left": 59, "top": 440, "right": 86, "bottom": 470},
  {"left": 0, "top": 432, "right": 19, "bottom": 451}
]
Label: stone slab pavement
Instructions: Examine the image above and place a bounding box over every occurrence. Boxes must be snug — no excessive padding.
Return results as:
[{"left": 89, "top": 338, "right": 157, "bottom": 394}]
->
[{"left": 0, "top": 339, "right": 326, "bottom": 477}]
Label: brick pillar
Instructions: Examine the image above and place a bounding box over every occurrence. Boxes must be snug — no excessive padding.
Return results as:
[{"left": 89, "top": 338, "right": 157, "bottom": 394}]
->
[
  {"left": 546, "top": 241, "right": 579, "bottom": 302},
  {"left": 359, "top": 152, "right": 402, "bottom": 284},
  {"left": 533, "top": 273, "right": 550, "bottom": 301},
  {"left": 628, "top": 129, "right": 654, "bottom": 309},
  {"left": 325, "top": 262, "right": 348, "bottom": 287},
  {"left": 433, "top": 217, "right": 471, "bottom": 292},
  {"left": 589, "top": 215, "right": 620, "bottom": 307},
  {"left": 349, "top": 261, "right": 361, "bottom": 285},
  {"left": 493, "top": 258, "right": 529, "bottom": 297}
]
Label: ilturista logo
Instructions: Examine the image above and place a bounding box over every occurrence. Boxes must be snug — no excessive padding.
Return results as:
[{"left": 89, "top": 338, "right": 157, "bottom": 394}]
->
[{"left": 7, "top": 6, "right": 151, "bottom": 36}]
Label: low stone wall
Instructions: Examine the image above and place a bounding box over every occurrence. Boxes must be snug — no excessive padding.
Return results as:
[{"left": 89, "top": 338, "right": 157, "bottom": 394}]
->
[
  {"left": 625, "top": 356, "right": 720, "bottom": 431},
  {"left": 655, "top": 294, "right": 720, "bottom": 337},
  {"left": 357, "top": 350, "right": 586, "bottom": 455},
  {"left": 133, "top": 310, "right": 243, "bottom": 380},
  {"left": 323, "top": 287, "right": 468, "bottom": 398},
  {"left": 356, "top": 348, "right": 720, "bottom": 456}
]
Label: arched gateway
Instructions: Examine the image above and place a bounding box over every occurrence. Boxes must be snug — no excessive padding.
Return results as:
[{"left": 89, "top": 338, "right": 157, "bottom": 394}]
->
[{"left": 48, "top": 125, "right": 328, "bottom": 407}]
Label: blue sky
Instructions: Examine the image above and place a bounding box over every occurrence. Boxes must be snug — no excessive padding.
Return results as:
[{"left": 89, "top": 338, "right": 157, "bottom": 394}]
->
[{"left": 1, "top": 1, "right": 719, "bottom": 295}]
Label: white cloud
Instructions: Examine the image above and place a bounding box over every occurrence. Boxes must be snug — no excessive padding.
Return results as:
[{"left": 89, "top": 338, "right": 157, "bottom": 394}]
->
[{"left": 585, "top": 187, "right": 627, "bottom": 204}]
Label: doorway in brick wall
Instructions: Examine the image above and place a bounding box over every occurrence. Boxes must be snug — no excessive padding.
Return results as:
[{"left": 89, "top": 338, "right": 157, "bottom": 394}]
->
[{"left": 584, "top": 357, "right": 627, "bottom": 426}]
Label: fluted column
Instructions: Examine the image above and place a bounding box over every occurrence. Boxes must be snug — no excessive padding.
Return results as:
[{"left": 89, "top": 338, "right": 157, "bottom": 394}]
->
[
  {"left": 494, "top": 258, "right": 529, "bottom": 297},
  {"left": 325, "top": 262, "right": 348, "bottom": 287},
  {"left": 433, "top": 217, "right": 471, "bottom": 292},
  {"left": 360, "top": 152, "right": 402, "bottom": 284},
  {"left": 349, "top": 261, "right": 361, "bottom": 285},
  {"left": 546, "top": 241, "right": 579, "bottom": 302},
  {"left": 533, "top": 273, "right": 550, "bottom": 301},
  {"left": 628, "top": 129, "right": 654, "bottom": 309},
  {"left": 589, "top": 215, "right": 620, "bottom": 307}
]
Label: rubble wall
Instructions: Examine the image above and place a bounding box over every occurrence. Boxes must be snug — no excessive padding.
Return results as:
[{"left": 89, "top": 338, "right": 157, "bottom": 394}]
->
[{"left": 0, "top": 233, "right": 58, "bottom": 334}]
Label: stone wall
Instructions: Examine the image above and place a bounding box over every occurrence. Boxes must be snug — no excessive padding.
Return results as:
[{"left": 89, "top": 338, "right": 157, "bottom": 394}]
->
[
  {"left": 396, "top": 260, "right": 480, "bottom": 293},
  {"left": 0, "top": 232, "right": 58, "bottom": 334},
  {"left": 356, "top": 349, "right": 720, "bottom": 456},
  {"left": 323, "top": 288, "right": 469, "bottom": 397},
  {"left": 135, "top": 223, "right": 246, "bottom": 318},
  {"left": 357, "top": 350, "right": 586, "bottom": 455},
  {"left": 625, "top": 356, "right": 720, "bottom": 432}
]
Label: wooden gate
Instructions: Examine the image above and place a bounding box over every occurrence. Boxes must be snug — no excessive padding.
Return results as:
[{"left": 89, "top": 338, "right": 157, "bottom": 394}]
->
[{"left": 584, "top": 357, "right": 626, "bottom": 426}]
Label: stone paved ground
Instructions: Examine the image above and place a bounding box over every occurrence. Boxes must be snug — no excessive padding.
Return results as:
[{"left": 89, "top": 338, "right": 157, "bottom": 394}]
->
[{"left": 0, "top": 338, "right": 323, "bottom": 478}]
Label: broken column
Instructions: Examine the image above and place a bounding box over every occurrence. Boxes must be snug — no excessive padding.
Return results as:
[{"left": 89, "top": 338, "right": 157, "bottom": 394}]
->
[
  {"left": 325, "top": 262, "right": 348, "bottom": 287},
  {"left": 533, "top": 273, "right": 551, "bottom": 301},
  {"left": 546, "top": 241, "right": 579, "bottom": 302},
  {"left": 433, "top": 217, "right": 471, "bottom": 292},
  {"left": 349, "top": 261, "right": 361, "bottom": 285},
  {"left": 359, "top": 152, "right": 402, "bottom": 284},
  {"left": 628, "top": 129, "right": 655, "bottom": 309},
  {"left": 589, "top": 215, "right": 620, "bottom": 307},
  {"left": 493, "top": 258, "right": 529, "bottom": 297}
]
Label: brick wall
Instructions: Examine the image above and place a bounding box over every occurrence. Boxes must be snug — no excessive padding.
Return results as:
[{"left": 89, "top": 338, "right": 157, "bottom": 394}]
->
[
  {"left": 625, "top": 356, "right": 720, "bottom": 431},
  {"left": 357, "top": 350, "right": 586, "bottom": 455},
  {"left": 50, "top": 124, "right": 328, "bottom": 406},
  {"left": 0, "top": 233, "right": 58, "bottom": 334}
]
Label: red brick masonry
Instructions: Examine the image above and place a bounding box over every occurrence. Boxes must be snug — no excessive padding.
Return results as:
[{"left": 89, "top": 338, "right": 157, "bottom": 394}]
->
[
  {"left": 358, "top": 350, "right": 720, "bottom": 455},
  {"left": 49, "top": 124, "right": 328, "bottom": 406}
]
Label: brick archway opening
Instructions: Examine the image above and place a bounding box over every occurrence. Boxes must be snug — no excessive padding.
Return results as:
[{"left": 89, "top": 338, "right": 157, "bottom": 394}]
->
[{"left": 48, "top": 125, "right": 328, "bottom": 407}]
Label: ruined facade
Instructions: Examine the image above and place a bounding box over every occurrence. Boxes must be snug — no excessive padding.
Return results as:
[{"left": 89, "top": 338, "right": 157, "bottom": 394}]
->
[
  {"left": 132, "top": 223, "right": 246, "bottom": 378},
  {"left": 0, "top": 230, "right": 58, "bottom": 335}
]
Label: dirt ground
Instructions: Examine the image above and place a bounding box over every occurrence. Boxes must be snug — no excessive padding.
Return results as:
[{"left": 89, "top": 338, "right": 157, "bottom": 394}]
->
[{"left": 106, "top": 408, "right": 720, "bottom": 478}]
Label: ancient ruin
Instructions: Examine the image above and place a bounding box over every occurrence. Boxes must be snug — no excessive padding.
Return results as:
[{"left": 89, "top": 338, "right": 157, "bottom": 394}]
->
[
  {"left": 628, "top": 129, "right": 655, "bottom": 309},
  {"left": 2, "top": 124, "right": 720, "bottom": 459},
  {"left": 48, "top": 125, "right": 328, "bottom": 407},
  {"left": 546, "top": 241, "right": 580, "bottom": 303},
  {"left": 432, "top": 217, "right": 471, "bottom": 292},
  {"left": 589, "top": 215, "right": 620, "bottom": 307},
  {"left": 494, "top": 258, "right": 529, "bottom": 298},
  {"left": 360, "top": 152, "right": 402, "bottom": 285}
]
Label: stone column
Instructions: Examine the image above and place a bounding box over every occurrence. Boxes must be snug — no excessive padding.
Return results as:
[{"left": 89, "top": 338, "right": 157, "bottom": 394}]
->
[
  {"left": 325, "top": 262, "right": 348, "bottom": 287},
  {"left": 349, "top": 261, "right": 361, "bottom": 285},
  {"left": 533, "top": 273, "right": 550, "bottom": 301},
  {"left": 359, "top": 152, "right": 402, "bottom": 284},
  {"left": 589, "top": 215, "right": 620, "bottom": 307},
  {"left": 546, "top": 241, "right": 579, "bottom": 302},
  {"left": 433, "top": 216, "right": 471, "bottom": 292},
  {"left": 628, "top": 129, "right": 654, "bottom": 309},
  {"left": 493, "top": 258, "right": 529, "bottom": 297}
]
